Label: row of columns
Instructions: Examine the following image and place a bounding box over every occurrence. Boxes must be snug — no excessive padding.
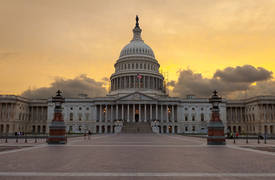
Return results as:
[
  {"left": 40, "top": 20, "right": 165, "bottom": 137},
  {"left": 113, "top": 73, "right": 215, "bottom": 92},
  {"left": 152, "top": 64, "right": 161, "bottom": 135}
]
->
[
  {"left": 29, "top": 107, "right": 47, "bottom": 122},
  {"left": 0, "top": 103, "right": 15, "bottom": 121},
  {"left": 97, "top": 104, "right": 177, "bottom": 123},
  {"left": 111, "top": 76, "right": 163, "bottom": 91},
  {"left": 0, "top": 103, "right": 47, "bottom": 122}
]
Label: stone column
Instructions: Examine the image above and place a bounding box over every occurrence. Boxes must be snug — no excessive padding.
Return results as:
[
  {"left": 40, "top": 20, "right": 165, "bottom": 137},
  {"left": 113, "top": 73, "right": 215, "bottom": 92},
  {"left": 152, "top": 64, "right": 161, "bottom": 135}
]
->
[
  {"left": 105, "top": 105, "right": 108, "bottom": 122},
  {"left": 172, "top": 105, "right": 175, "bottom": 122},
  {"left": 139, "top": 104, "right": 141, "bottom": 122},
  {"left": 116, "top": 104, "right": 118, "bottom": 120},
  {"left": 166, "top": 105, "right": 169, "bottom": 122},
  {"left": 111, "top": 105, "right": 113, "bottom": 122},
  {"left": 156, "top": 104, "right": 158, "bottom": 120},
  {"left": 150, "top": 104, "right": 152, "bottom": 121},
  {"left": 144, "top": 104, "right": 147, "bottom": 122},
  {"left": 122, "top": 104, "right": 124, "bottom": 121},
  {"left": 127, "top": 104, "right": 130, "bottom": 122},
  {"left": 99, "top": 105, "right": 102, "bottom": 122},
  {"left": 161, "top": 105, "right": 163, "bottom": 122},
  {"left": 133, "top": 104, "right": 135, "bottom": 122}
]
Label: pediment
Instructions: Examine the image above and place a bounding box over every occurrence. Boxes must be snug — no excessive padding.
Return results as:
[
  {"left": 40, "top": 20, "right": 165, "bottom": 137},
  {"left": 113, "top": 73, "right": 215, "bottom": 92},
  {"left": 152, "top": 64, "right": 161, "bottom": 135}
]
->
[{"left": 117, "top": 92, "right": 157, "bottom": 101}]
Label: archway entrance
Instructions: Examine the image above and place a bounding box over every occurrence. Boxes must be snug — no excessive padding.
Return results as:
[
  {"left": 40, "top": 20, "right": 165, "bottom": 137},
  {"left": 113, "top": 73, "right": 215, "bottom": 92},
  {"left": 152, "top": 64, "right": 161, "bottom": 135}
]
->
[{"left": 168, "top": 126, "right": 172, "bottom": 133}]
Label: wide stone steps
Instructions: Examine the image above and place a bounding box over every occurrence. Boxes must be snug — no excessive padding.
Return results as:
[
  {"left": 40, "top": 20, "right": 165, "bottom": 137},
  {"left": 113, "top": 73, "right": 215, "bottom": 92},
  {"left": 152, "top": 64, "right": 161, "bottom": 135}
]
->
[{"left": 122, "top": 122, "right": 152, "bottom": 133}]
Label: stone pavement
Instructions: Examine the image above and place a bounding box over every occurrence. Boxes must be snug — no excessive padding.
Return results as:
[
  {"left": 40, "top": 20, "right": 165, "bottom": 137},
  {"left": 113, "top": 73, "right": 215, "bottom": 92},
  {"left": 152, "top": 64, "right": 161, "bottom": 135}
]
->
[{"left": 0, "top": 134, "right": 275, "bottom": 180}]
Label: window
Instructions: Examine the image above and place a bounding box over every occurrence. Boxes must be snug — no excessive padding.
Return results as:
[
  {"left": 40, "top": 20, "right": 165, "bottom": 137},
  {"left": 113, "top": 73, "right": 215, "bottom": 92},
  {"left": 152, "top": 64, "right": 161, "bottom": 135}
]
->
[
  {"left": 79, "top": 107, "right": 82, "bottom": 110},
  {"left": 201, "top": 108, "right": 204, "bottom": 111},
  {"left": 192, "top": 126, "right": 195, "bottom": 131},
  {"left": 185, "top": 126, "right": 188, "bottom": 132},
  {"left": 70, "top": 107, "right": 73, "bottom": 110},
  {"left": 192, "top": 108, "right": 195, "bottom": 110},
  {"left": 192, "top": 115, "right": 195, "bottom": 121},
  {"left": 185, "top": 108, "right": 188, "bottom": 111},
  {"left": 86, "top": 107, "right": 89, "bottom": 110},
  {"left": 70, "top": 113, "right": 73, "bottom": 121},
  {"left": 201, "top": 113, "right": 204, "bottom": 121},
  {"left": 78, "top": 113, "right": 82, "bottom": 121},
  {"left": 185, "top": 115, "right": 188, "bottom": 121}
]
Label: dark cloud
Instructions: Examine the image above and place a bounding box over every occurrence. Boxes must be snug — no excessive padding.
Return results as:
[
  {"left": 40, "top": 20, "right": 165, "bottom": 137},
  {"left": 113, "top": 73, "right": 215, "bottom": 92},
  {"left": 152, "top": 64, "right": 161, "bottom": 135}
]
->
[
  {"left": 214, "top": 65, "right": 273, "bottom": 83},
  {"left": 21, "top": 74, "right": 107, "bottom": 99},
  {"left": 171, "top": 65, "right": 274, "bottom": 99},
  {"left": 167, "top": 80, "right": 176, "bottom": 87},
  {"left": 101, "top": 77, "right": 109, "bottom": 81}
]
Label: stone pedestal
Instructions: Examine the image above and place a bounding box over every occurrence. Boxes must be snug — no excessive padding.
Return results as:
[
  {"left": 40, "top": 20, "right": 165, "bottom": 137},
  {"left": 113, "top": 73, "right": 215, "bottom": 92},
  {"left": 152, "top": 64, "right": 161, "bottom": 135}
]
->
[
  {"left": 207, "top": 90, "right": 226, "bottom": 145},
  {"left": 47, "top": 90, "right": 67, "bottom": 144}
]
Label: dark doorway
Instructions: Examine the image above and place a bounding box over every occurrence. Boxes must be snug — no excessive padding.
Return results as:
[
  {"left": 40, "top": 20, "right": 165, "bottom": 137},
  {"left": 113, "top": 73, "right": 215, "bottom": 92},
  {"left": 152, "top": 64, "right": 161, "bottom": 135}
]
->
[
  {"left": 163, "top": 126, "right": 167, "bottom": 133},
  {"left": 102, "top": 126, "right": 105, "bottom": 133},
  {"left": 135, "top": 114, "right": 139, "bottom": 122},
  {"left": 107, "top": 125, "right": 111, "bottom": 133}
]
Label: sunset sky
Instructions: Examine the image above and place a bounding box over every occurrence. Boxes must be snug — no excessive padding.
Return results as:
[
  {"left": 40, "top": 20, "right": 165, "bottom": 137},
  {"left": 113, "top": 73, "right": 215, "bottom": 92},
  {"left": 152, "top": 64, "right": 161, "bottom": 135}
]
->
[{"left": 1, "top": 0, "right": 275, "bottom": 98}]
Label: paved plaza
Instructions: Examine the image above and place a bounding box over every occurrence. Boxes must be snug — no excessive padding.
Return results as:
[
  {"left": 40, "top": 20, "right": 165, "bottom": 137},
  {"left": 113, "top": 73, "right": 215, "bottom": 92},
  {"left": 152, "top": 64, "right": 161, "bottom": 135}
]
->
[{"left": 0, "top": 134, "right": 275, "bottom": 180}]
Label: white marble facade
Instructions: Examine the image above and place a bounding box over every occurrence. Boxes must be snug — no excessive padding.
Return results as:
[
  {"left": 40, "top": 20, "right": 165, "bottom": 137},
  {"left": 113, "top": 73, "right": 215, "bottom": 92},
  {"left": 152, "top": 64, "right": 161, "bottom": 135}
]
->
[{"left": 46, "top": 93, "right": 227, "bottom": 134}]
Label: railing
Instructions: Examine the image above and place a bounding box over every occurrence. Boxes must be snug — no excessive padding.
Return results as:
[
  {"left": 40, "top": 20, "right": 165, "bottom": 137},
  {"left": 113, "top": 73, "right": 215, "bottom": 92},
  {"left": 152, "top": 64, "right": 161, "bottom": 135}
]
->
[{"left": 0, "top": 134, "right": 48, "bottom": 143}]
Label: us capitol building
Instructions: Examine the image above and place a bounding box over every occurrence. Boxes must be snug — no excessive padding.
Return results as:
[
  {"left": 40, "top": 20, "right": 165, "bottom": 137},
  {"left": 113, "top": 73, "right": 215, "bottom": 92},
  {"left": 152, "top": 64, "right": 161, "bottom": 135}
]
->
[{"left": 0, "top": 17, "right": 274, "bottom": 135}]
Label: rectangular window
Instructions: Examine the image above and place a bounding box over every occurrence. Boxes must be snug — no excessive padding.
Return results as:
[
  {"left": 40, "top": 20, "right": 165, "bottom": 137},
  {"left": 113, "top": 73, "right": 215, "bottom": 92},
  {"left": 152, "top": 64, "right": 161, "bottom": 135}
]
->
[
  {"left": 78, "top": 113, "right": 82, "bottom": 121},
  {"left": 192, "top": 115, "right": 195, "bottom": 121},
  {"left": 201, "top": 114, "right": 204, "bottom": 121},
  {"left": 185, "top": 115, "right": 188, "bottom": 121},
  {"left": 192, "top": 126, "right": 195, "bottom": 131},
  {"left": 70, "top": 113, "right": 73, "bottom": 121}
]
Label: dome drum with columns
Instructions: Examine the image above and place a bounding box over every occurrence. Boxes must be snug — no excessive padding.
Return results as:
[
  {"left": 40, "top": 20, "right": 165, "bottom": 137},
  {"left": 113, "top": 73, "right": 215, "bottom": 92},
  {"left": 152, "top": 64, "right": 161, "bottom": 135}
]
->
[{"left": 109, "top": 16, "right": 166, "bottom": 97}]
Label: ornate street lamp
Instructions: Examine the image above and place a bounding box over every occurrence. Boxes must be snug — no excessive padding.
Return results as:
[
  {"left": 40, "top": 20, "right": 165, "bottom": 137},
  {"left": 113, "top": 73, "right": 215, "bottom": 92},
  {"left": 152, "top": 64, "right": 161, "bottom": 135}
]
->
[
  {"left": 207, "top": 90, "right": 226, "bottom": 145},
  {"left": 47, "top": 90, "right": 67, "bottom": 144}
]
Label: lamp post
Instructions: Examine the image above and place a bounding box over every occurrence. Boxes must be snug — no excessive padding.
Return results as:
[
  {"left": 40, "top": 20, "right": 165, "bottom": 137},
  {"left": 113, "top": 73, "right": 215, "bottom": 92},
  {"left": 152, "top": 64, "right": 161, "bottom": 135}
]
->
[
  {"left": 47, "top": 90, "right": 67, "bottom": 144},
  {"left": 207, "top": 90, "right": 226, "bottom": 145}
]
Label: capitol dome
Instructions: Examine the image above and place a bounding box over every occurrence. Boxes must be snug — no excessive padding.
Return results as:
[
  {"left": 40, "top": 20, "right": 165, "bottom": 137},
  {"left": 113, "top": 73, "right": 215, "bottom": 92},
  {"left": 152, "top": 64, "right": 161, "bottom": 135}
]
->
[
  {"left": 119, "top": 39, "right": 155, "bottom": 58},
  {"left": 119, "top": 16, "right": 155, "bottom": 59},
  {"left": 109, "top": 16, "right": 166, "bottom": 97}
]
